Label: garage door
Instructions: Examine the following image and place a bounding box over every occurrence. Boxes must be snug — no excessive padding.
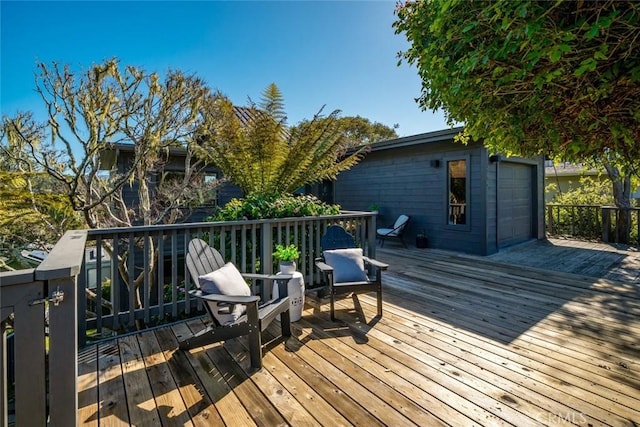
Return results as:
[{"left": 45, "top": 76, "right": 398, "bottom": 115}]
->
[{"left": 498, "top": 163, "right": 534, "bottom": 248}]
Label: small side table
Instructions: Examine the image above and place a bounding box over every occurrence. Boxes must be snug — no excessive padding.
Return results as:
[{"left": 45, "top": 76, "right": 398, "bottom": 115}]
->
[{"left": 275, "top": 271, "right": 305, "bottom": 322}]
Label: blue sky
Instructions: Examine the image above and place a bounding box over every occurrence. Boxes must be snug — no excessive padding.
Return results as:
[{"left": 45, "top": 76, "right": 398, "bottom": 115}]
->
[{"left": 1, "top": 1, "right": 450, "bottom": 137}]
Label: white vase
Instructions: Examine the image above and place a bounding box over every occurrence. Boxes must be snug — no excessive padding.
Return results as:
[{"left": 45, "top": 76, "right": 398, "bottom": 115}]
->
[{"left": 279, "top": 261, "right": 296, "bottom": 275}]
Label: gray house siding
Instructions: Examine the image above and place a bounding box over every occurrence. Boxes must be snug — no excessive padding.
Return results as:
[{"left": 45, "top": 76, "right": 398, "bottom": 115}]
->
[
  {"left": 103, "top": 144, "right": 243, "bottom": 223},
  {"left": 333, "top": 128, "right": 545, "bottom": 256},
  {"left": 485, "top": 161, "right": 499, "bottom": 253}
]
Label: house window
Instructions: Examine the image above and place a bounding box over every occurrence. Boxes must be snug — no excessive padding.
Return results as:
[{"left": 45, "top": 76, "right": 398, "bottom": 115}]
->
[
  {"left": 160, "top": 171, "right": 218, "bottom": 207},
  {"left": 448, "top": 159, "right": 467, "bottom": 225}
]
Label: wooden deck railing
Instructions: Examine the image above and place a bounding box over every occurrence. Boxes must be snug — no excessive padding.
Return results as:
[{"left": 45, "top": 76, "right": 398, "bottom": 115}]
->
[
  {"left": 0, "top": 229, "right": 87, "bottom": 427},
  {"left": 546, "top": 204, "right": 640, "bottom": 244},
  {"left": 78, "top": 212, "right": 377, "bottom": 343},
  {"left": 1, "top": 212, "right": 375, "bottom": 424}
]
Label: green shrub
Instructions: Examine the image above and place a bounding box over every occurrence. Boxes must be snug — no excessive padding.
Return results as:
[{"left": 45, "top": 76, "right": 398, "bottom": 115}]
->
[
  {"left": 208, "top": 193, "right": 341, "bottom": 221},
  {"left": 549, "top": 176, "right": 613, "bottom": 206}
]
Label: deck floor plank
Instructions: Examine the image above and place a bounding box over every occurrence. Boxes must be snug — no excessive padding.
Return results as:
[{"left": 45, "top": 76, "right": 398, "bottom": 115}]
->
[
  {"left": 232, "top": 322, "right": 355, "bottom": 427},
  {"left": 267, "top": 320, "right": 417, "bottom": 426},
  {"left": 118, "top": 334, "right": 161, "bottom": 426},
  {"left": 382, "top": 275, "right": 640, "bottom": 403},
  {"left": 180, "top": 319, "right": 257, "bottom": 427},
  {"left": 137, "top": 329, "right": 193, "bottom": 426},
  {"left": 296, "top": 311, "right": 477, "bottom": 426},
  {"left": 222, "top": 334, "right": 323, "bottom": 426},
  {"left": 264, "top": 328, "right": 383, "bottom": 426},
  {"left": 203, "top": 331, "right": 289, "bottom": 426},
  {"left": 309, "top": 299, "right": 541, "bottom": 427},
  {"left": 348, "top": 293, "right": 635, "bottom": 426},
  {"left": 96, "top": 342, "right": 130, "bottom": 426},
  {"left": 156, "top": 325, "right": 224, "bottom": 426},
  {"left": 287, "top": 317, "right": 444, "bottom": 427},
  {"left": 78, "top": 240, "right": 640, "bottom": 426},
  {"left": 77, "top": 345, "right": 99, "bottom": 426},
  {"left": 358, "top": 293, "right": 640, "bottom": 418}
]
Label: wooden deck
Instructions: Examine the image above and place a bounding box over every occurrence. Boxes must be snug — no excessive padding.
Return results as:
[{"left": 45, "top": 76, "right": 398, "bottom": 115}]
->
[{"left": 78, "top": 242, "right": 640, "bottom": 426}]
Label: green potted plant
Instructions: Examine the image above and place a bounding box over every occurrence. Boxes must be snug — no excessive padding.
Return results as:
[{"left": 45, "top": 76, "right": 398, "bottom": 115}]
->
[
  {"left": 274, "top": 244, "right": 300, "bottom": 273},
  {"left": 416, "top": 230, "right": 428, "bottom": 248}
]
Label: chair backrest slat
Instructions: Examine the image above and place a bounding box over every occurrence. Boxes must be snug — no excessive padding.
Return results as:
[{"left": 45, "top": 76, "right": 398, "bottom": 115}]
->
[
  {"left": 187, "top": 239, "right": 226, "bottom": 288},
  {"left": 321, "top": 225, "right": 356, "bottom": 251}
]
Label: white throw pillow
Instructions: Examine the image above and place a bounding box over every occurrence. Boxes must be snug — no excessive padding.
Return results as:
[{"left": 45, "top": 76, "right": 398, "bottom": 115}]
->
[
  {"left": 199, "top": 262, "right": 251, "bottom": 323},
  {"left": 199, "top": 262, "right": 250, "bottom": 296},
  {"left": 323, "top": 248, "right": 368, "bottom": 283}
]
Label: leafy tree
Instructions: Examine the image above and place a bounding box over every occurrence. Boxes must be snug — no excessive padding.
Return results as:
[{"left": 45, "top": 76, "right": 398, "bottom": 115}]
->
[
  {"left": 291, "top": 115, "right": 398, "bottom": 149},
  {"left": 0, "top": 170, "right": 83, "bottom": 268},
  {"left": 395, "top": 0, "right": 640, "bottom": 242},
  {"left": 1, "top": 59, "right": 222, "bottom": 315},
  {"left": 0, "top": 115, "right": 83, "bottom": 268},
  {"left": 548, "top": 176, "right": 614, "bottom": 206},
  {"left": 195, "top": 83, "right": 369, "bottom": 196}
]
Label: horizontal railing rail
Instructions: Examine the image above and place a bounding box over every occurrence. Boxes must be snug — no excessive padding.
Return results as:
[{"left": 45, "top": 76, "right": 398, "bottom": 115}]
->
[
  {"left": 78, "top": 212, "right": 377, "bottom": 344},
  {"left": 0, "top": 229, "right": 86, "bottom": 427},
  {"left": 546, "top": 204, "right": 639, "bottom": 244}
]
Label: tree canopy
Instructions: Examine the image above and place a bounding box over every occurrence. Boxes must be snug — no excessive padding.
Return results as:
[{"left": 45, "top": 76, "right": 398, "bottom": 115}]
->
[
  {"left": 291, "top": 115, "right": 398, "bottom": 149},
  {"left": 195, "top": 83, "right": 369, "bottom": 196},
  {"left": 1, "top": 59, "right": 221, "bottom": 302},
  {"left": 2, "top": 59, "right": 217, "bottom": 229},
  {"left": 0, "top": 170, "right": 83, "bottom": 268},
  {"left": 394, "top": 0, "right": 640, "bottom": 169}
]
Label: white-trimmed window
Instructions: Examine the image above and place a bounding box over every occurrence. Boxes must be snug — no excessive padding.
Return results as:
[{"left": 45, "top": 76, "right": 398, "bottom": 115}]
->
[{"left": 447, "top": 159, "right": 467, "bottom": 226}]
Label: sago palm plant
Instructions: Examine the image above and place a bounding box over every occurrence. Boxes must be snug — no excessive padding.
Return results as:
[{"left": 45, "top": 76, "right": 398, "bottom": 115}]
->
[{"left": 196, "top": 83, "right": 368, "bottom": 196}]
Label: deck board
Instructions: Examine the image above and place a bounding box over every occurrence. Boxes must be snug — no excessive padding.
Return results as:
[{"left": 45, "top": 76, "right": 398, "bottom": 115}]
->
[{"left": 78, "top": 241, "right": 640, "bottom": 426}]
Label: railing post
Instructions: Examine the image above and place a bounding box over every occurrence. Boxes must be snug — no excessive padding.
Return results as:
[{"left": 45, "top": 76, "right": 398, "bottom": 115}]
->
[
  {"left": 0, "top": 269, "right": 47, "bottom": 426},
  {"left": 368, "top": 213, "right": 377, "bottom": 258},
  {"left": 546, "top": 205, "right": 554, "bottom": 236},
  {"left": 602, "top": 207, "right": 612, "bottom": 243},
  {"left": 0, "top": 321, "right": 5, "bottom": 426},
  {"left": 35, "top": 229, "right": 87, "bottom": 427},
  {"left": 46, "top": 276, "right": 78, "bottom": 426},
  {"left": 261, "top": 222, "right": 273, "bottom": 300},
  {"left": 10, "top": 278, "right": 47, "bottom": 427},
  {"left": 77, "top": 255, "right": 87, "bottom": 347},
  {"left": 636, "top": 208, "right": 640, "bottom": 245},
  {"left": 261, "top": 222, "right": 273, "bottom": 275}
]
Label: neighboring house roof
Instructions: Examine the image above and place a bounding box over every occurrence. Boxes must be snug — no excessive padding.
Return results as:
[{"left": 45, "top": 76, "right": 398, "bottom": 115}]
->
[
  {"left": 544, "top": 163, "right": 602, "bottom": 177},
  {"left": 98, "top": 142, "right": 192, "bottom": 170}
]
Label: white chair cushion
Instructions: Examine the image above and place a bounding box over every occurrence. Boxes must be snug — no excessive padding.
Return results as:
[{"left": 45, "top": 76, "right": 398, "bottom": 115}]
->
[
  {"left": 323, "top": 248, "right": 368, "bottom": 283},
  {"left": 394, "top": 214, "right": 409, "bottom": 230},
  {"left": 377, "top": 228, "right": 398, "bottom": 236},
  {"left": 199, "top": 262, "right": 250, "bottom": 323}
]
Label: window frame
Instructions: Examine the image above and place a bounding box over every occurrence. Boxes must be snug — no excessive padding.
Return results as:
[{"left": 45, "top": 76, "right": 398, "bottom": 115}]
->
[
  {"left": 159, "top": 170, "right": 219, "bottom": 208},
  {"left": 444, "top": 155, "right": 471, "bottom": 231}
]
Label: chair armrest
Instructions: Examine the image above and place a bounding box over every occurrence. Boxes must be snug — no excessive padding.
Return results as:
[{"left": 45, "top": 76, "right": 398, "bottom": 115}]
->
[
  {"left": 191, "top": 290, "right": 260, "bottom": 305},
  {"left": 363, "top": 256, "right": 389, "bottom": 270},
  {"left": 315, "top": 261, "right": 333, "bottom": 273},
  {"left": 242, "top": 273, "right": 293, "bottom": 281}
]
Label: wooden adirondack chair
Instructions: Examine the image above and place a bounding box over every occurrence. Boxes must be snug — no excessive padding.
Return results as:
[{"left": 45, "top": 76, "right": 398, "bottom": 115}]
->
[
  {"left": 178, "top": 238, "right": 291, "bottom": 370},
  {"left": 315, "top": 225, "right": 388, "bottom": 321}
]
